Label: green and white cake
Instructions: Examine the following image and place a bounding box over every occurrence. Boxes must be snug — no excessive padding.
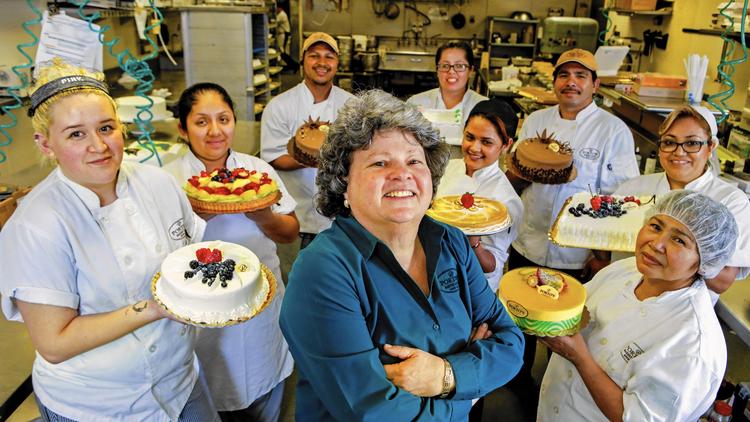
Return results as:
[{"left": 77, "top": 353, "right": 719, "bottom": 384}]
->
[{"left": 498, "top": 267, "right": 586, "bottom": 337}]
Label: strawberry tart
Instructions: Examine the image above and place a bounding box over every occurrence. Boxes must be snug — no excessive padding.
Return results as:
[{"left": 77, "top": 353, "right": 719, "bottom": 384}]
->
[
  {"left": 184, "top": 167, "right": 282, "bottom": 214},
  {"left": 152, "top": 241, "right": 275, "bottom": 326},
  {"left": 427, "top": 193, "right": 512, "bottom": 235}
]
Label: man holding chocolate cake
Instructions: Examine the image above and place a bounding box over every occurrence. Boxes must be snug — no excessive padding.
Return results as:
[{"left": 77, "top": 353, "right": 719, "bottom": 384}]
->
[
  {"left": 504, "top": 48, "right": 639, "bottom": 413},
  {"left": 261, "top": 32, "right": 354, "bottom": 248}
]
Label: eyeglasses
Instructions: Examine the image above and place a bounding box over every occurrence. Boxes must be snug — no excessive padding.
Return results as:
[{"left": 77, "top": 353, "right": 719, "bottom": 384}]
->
[
  {"left": 437, "top": 63, "right": 470, "bottom": 73},
  {"left": 657, "top": 139, "right": 710, "bottom": 153}
]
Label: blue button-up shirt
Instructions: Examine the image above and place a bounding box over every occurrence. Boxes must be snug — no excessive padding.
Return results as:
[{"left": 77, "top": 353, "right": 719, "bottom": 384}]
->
[{"left": 280, "top": 215, "right": 524, "bottom": 421}]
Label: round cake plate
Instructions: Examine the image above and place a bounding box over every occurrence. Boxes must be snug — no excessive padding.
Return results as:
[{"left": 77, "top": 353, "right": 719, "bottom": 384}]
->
[
  {"left": 188, "top": 190, "right": 282, "bottom": 215},
  {"left": 151, "top": 264, "right": 277, "bottom": 328},
  {"left": 521, "top": 306, "right": 590, "bottom": 338},
  {"left": 458, "top": 218, "right": 513, "bottom": 237}
]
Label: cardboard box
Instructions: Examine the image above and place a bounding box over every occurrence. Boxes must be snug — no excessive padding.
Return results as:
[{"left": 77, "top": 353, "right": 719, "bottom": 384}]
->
[
  {"left": 633, "top": 84, "right": 686, "bottom": 99},
  {"left": 634, "top": 73, "right": 687, "bottom": 88},
  {"left": 615, "top": 0, "right": 658, "bottom": 10}
]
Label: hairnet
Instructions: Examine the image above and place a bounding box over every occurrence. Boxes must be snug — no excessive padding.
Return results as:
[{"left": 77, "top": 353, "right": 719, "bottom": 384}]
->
[
  {"left": 646, "top": 190, "right": 738, "bottom": 279},
  {"left": 691, "top": 105, "right": 721, "bottom": 176}
]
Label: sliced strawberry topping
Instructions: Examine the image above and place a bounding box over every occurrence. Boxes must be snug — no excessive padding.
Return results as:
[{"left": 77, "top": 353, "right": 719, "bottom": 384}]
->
[
  {"left": 188, "top": 178, "right": 199, "bottom": 187},
  {"left": 208, "top": 249, "right": 222, "bottom": 263},
  {"left": 214, "top": 187, "right": 231, "bottom": 195},
  {"left": 232, "top": 187, "right": 244, "bottom": 195},
  {"left": 196, "top": 248, "right": 212, "bottom": 263}
]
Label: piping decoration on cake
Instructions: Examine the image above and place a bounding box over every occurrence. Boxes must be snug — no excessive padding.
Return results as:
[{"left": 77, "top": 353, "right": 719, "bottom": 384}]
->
[
  {"left": 526, "top": 268, "right": 567, "bottom": 300},
  {"left": 185, "top": 248, "right": 237, "bottom": 288}
]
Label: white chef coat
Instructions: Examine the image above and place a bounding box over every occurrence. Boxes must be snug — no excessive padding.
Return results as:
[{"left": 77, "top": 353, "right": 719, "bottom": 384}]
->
[
  {"left": 165, "top": 149, "right": 295, "bottom": 411},
  {"left": 538, "top": 257, "right": 726, "bottom": 422},
  {"left": 436, "top": 158, "right": 523, "bottom": 291},
  {"left": 614, "top": 170, "right": 750, "bottom": 302},
  {"left": 0, "top": 162, "right": 206, "bottom": 422},
  {"left": 512, "top": 102, "right": 639, "bottom": 269},
  {"left": 260, "top": 82, "right": 354, "bottom": 234},
  {"left": 407, "top": 88, "right": 488, "bottom": 145}
]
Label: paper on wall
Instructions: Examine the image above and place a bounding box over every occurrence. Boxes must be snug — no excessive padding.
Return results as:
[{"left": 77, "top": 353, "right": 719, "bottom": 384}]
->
[{"left": 35, "top": 11, "right": 103, "bottom": 76}]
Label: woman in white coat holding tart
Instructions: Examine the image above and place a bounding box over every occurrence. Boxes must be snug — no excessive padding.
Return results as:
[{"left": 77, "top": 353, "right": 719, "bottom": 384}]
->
[
  {"left": 166, "top": 82, "right": 298, "bottom": 422},
  {"left": 436, "top": 99, "right": 523, "bottom": 292}
]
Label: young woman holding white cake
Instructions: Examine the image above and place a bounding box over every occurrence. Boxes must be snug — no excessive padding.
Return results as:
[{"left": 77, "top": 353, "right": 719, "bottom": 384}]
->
[
  {"left": 538, "top": 190, "right": 738, "bottom": 421},
  {"left": 165, "top": 82, "right": 298, "bottom": 422},
  {"left": 0, "top": 60, "right": 217, "bottom": 420},
  {"left": 611, "top": 106, "right": 750, "bottom": 300},
  {"left": 435, "top": 99, "right": 523, "bottom": 292}
]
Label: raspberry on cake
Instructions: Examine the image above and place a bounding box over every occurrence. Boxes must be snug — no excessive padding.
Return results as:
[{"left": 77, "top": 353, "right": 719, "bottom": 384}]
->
[
  {"left": 505, "top": 129, "right": 577, "bottom": 184},
  {"left": 550, "top": 192, "right": 656, "bottom": 252},
  {"left": 153, "top": 241, "right": 275, "bottom": 326},
  {"left": 498, "top": 267, "right": 586, "bottom": 337},
  {"left": 287, "top": 117, "right": 330, "bottom": 167},
  {"left": 184, "top": 167, "right": 282, "bottom": 214},
  {"left": 427, "top": 194, "right": 512, "bottom": 235}
]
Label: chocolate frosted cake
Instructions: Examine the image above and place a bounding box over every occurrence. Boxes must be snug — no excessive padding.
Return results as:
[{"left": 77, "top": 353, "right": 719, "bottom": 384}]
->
[
  {"left": 287, "top": 117, "right": 330, "bottom": 167},
  {"left": 506, "top": 130, "right": 576, "bottom": 184}
]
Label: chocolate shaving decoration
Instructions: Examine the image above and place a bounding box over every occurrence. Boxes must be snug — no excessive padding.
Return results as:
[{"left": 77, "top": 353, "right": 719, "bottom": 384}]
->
[
  {"left": 535, "top": 129, "right": 573, "bottom": 155},
  {"left": 304, "top": 116, "right": 330, "bottom": 130}
]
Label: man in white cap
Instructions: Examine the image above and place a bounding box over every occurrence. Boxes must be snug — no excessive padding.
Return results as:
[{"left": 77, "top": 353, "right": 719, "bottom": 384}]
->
[
  {"left": 505, "top": 48, "right": 640, "bottom": 413},
  {"left": 261, "top": 32, "right": 354, "bottom": 248}
]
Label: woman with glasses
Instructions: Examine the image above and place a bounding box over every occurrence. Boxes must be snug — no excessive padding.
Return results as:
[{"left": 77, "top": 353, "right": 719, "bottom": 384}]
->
[
  {"left": 612, "top": 105, "right": 750, "bottom": 299},
  {"left": 407, "top": 41, "right": 487, "bottom": 145}
]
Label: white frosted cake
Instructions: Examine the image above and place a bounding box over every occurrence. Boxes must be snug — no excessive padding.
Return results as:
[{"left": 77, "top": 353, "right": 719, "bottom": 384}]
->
[
  {"left": 116, "top": 95, "right": 172, "bottom": 122},
  {"left": 550, "top": 192, "right": 656, "bottom": 252},
  {"left": 155, "top": 240, "right": 270, "bottom": 324}
]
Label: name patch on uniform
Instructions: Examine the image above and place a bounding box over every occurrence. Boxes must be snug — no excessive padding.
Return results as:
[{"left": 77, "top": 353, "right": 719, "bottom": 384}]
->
[
  {"left": 169, "top": 218, "right": 187, "bottom": 241},
  {"left": 579, "top": 147, "right": 601, "bottom": 161},
  {"left": 436, "top": 269, "right": 459, "bottom": 293},
  {"left": 620, "top": 342, "right": 645, "bottom": 364}
]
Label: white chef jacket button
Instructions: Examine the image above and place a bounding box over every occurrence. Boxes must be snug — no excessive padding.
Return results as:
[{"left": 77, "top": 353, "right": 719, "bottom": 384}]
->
[
  {"left": 599, "top": 338, "right": 608, "bottom": 345},
  {"left": 155, "top": 244, "right": 163, "bottom": 254},
  {"left": 149, "top": 345, "right": 157, "bottom": 353},
  {"left": 553, "top": 406, "right": 559, "bottom": 414},
  {"left": 567, "top": 369, "right": 573, "bottom": 379},
  {"left": 100, "top": 216, "right": 109, "bottom": 223},
  {"left": 126, "top": 204, "right": 135, "bottom": 214},
  {"left": 640, "top": 308, "right": 647, "bottom": 317},
  {"left": 124, "top": 256, "right": 133, "bottom": 266}
]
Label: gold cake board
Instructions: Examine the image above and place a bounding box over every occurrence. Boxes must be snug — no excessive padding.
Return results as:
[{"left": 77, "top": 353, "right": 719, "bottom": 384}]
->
[{"left": 151, "top": 264, "right": 276, "bottom": 328}]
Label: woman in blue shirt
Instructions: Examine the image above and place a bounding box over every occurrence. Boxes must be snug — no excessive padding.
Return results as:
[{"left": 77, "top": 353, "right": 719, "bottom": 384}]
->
[{"left": 280, "top": 90, "right": 524, "bottom": 421}]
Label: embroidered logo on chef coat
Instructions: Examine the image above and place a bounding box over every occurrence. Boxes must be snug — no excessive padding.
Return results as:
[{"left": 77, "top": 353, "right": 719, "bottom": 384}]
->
[
  {"left": 579, "top": 148, "right": 601, "bottom": 161},
  {"left": 436, "top": 269, "right": 459, "bottom": 292},
  {"left": 620, "top": 342, "right": 645, "bottom": 364},
  {"left": 168, "top": 218, "right": 187, "bottom": 240}
]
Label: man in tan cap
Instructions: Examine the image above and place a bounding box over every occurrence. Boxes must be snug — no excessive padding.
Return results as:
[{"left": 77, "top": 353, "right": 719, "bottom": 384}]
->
[
  {"left": 504, "top": 48, "right": 640, "bottom": 413},
  {"left": 261, "top": 32, "right": 354, "bottom": 248}
]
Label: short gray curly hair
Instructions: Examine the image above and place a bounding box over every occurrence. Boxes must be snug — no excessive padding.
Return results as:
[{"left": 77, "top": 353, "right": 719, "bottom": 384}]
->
[{"left": 316, "top": 89, "right": 450, "bottom": 218}]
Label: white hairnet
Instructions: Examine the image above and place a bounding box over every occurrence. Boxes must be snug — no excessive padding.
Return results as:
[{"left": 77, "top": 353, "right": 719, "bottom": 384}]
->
[
  {"left": 646, "top": 190, "right": 738, "bottom": 279},
  {"left": 692, "top": 105, "right": 721, "bottom": 176}
]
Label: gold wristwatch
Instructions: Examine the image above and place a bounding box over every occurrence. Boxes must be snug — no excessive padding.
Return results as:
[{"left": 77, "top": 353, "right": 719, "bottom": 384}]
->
[{"left": 439, "top": 358, "right": 455, "bottom": 399}]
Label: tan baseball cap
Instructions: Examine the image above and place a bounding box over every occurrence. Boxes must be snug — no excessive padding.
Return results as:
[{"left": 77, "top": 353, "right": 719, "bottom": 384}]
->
[
  {"left": 302, "top": 32, "right": 339, "bottom": 54},
  {"left": 555, "top": 48, "right": 598, "bottom": 72}
]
